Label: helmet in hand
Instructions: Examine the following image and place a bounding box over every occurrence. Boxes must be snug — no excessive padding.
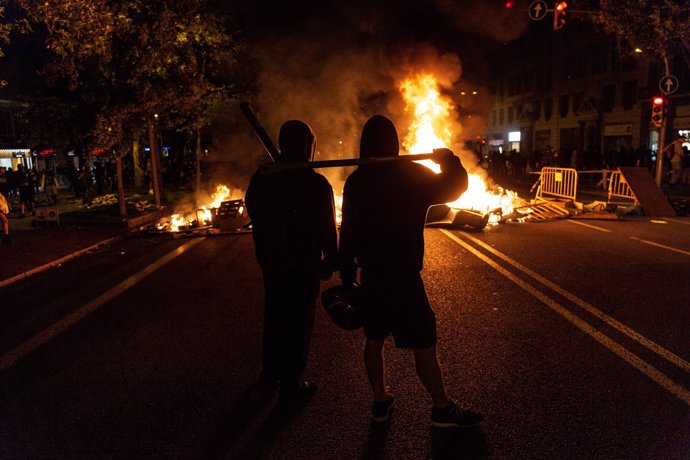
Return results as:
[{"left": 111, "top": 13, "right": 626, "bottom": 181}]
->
[{"left": 320, "top": 283, "right": 364, "bottom": 330}]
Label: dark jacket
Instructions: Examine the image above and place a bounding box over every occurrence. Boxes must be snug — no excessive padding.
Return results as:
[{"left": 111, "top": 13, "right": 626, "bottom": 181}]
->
[
  {"left": 339, "top": 158, "right": 466, "bottom": 281},
  {"left": 246, "top": 168, "right": 338, "bottom": 272}
]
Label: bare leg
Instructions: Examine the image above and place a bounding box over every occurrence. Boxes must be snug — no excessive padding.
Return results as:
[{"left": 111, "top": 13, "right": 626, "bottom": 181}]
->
[
  {"left": 414, "top": 346, "right": 449, "bottom": 408},
  {"left": 364, "top": 338, "right": 387, "bottom": 401}
]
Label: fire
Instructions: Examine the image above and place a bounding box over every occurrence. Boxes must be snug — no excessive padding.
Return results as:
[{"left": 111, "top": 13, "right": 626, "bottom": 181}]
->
[
  {"left": 158, "top": 184, "right": 236, "bottom": 232},
  {"left": 400, "top": 73, "right": 523, "bottom": 222}
]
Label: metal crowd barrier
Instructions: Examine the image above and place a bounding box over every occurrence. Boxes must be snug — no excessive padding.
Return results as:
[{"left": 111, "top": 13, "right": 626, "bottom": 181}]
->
[
  {"left": 536, "top": 167, "right": 578, "bottom": 203},
  {"left": 607, "top": 169, "right": 639, "bottom": 206}
]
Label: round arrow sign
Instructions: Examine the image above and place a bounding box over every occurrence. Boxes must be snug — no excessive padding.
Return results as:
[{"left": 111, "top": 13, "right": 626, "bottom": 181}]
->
[
  {"left": 529, "top": 0, "right": 548, "bottom": 20},
  {"left": 659, "top": 75, "right": 679, "bottom": 95}
]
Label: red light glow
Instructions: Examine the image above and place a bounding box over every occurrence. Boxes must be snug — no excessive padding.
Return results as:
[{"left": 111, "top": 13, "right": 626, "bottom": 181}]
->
[
  {"left": 653, "top": 97, "right": 664, "bottom": 105},
  {"left": 555, "top": 2, "right": 568, "bottom": 11}
]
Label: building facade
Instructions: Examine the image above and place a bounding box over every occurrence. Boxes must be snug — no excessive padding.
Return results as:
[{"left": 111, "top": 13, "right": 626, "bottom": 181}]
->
[{"left": 485, "top": 20, "right": 690, "bottom": 171}]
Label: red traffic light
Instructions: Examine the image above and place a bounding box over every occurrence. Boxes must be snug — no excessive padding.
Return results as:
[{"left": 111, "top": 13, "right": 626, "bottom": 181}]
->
[
  {"left": 505, "top": 0, "right": 514, "bottom": 8},
  {"left": 653, "top": 96, "right": 665, "bottom": 105},
  {"left": 555, "top": 2, "right": 568, "bottom": 11}
]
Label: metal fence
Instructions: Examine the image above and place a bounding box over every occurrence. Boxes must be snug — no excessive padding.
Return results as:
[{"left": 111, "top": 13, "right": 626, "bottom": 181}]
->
[
  {"left": 607, "top": 170, "right": 639, "bottom": 205},
  {"left": 536, "top": 167, "right": 578, "bottom": 203}
]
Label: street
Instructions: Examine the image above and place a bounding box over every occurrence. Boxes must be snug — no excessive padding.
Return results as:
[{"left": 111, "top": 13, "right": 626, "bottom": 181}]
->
[{"left": 1, "top": 217, "right": 689, "bottom": 459}]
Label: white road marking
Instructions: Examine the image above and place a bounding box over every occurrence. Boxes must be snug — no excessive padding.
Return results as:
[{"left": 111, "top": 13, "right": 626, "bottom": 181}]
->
[
  {"left": 566, "top": 219, "right": 612, "bottom": 232},
  {"left": 630, "top": 236, "right": 690, "bottom": 257},
  {"left": 440, "top": 229, "right": 690, "bottom": 407},
  {"left": 0, "top": 238, "right": 205, "bottom": 372},
  {"left": 664, "top": 218, "right": 690, "bottom": 225}
]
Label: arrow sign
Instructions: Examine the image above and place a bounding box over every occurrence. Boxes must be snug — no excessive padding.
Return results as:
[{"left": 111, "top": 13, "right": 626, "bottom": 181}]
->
[
  {"left": 659, "top": 75, "right": 679, "bottom": 95},
  {"left": 529, "top": 0, "right": 548, "bottom": 20}
]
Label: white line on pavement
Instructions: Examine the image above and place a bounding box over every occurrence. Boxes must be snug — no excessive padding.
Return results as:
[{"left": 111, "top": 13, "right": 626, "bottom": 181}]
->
[
  {"left": 0, "top": 238, "right": 205, "bottom": 372},
  {"left": 630, "top": 236, "right": 690, "bottom": 257},
  {"left": 566, "top": 219, "right": 612, "bottom": 232},
  {"left": 664, "top": 218, "right": 690, "bottom": 226},
  {"left": 440, "top": 229, "right": 690, "bottom": 407}
]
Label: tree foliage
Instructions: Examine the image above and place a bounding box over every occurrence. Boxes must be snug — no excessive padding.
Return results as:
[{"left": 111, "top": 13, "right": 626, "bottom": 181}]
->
[
  {"left": 588, "top": 0, "right": 690, "bottom": 70},
  {"left": 14, "top": 0, "right": 238, "bottom": 151}
]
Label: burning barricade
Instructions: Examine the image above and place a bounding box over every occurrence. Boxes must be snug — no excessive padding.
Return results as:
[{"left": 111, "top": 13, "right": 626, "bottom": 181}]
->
[{"left": 154, "top": 185, "right": 251, "bottom": 234}]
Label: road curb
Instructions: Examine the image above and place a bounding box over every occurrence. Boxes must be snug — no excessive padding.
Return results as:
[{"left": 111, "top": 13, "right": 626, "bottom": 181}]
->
[{"left": 0, "top": 235, "right": 122, "bottom": 289}]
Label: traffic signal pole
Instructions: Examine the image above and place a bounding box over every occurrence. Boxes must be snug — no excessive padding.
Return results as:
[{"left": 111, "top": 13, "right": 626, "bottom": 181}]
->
[{"left": 655, "top": 115, "right": 667, "bottom": 187}]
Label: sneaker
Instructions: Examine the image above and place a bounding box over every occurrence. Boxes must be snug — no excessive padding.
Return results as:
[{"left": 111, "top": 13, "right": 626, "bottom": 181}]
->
[
  {"left": 430, "top": 400, "right": 483, "bottom": 428},
  {"left": 371, "top": 395, "right": 395, "bottom": 422}
]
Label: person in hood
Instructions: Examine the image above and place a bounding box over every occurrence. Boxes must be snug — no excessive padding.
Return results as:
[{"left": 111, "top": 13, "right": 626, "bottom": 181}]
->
[
  {"left": 339, "top": 114, "right": 482, "bottom": 427},
  {"left": 245, "top": 119, "right": 338, "bottom": 401}
]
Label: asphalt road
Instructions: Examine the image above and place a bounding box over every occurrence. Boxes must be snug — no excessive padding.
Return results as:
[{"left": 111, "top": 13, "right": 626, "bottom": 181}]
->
[{"left": 1, "top": 216, "right": 689, "bottom": 459}]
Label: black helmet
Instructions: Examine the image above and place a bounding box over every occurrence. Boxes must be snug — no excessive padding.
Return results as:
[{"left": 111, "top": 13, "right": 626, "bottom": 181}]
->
[{"left": 321, "top": 283, "right": 364, "bottom": 330}]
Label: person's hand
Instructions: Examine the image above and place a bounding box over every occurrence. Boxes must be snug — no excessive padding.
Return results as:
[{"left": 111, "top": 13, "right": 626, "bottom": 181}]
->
[{"left": 433, "top": 148, "right": 462, "bottom": 170}]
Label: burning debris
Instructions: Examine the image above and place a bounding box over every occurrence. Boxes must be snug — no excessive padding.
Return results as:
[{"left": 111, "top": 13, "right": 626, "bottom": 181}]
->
[
  {"left": 154, "top": 185, "right": 251, "bottom": 234},
  {"left": 398, "top": 73, "right": 526, "bottom": 227}
]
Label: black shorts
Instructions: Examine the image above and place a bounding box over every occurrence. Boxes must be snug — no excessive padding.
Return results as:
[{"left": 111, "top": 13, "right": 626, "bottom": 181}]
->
[{"left": 360, "top": 269, "right": 437, "bottom": 349}]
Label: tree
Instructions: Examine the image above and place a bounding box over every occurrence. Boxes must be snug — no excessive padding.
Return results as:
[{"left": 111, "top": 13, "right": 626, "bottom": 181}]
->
[
  {"left": 588, "top": 0, "right": 690, "bottom": 72},
  {"left": 13, "top": 0, "right": 239, "bottom": 213}
]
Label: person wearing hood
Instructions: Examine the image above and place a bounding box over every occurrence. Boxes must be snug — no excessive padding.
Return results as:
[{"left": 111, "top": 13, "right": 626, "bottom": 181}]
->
[
  {"left": 245, "top": 120, "right": 338, "bottom": 401},
  {"left": 339, "top": 114, "right": 481, "bottom": 428}
]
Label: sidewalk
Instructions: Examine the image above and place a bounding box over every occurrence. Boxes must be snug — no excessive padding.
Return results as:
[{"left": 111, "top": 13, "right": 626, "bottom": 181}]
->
[{"left": 0, "top": 190, "right": 164, "bottom": 284}]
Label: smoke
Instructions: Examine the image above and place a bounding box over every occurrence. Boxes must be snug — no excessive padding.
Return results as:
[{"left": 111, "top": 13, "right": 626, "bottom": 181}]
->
[{"left": 212, "top": 0, "right": 529, "bottom": 196}]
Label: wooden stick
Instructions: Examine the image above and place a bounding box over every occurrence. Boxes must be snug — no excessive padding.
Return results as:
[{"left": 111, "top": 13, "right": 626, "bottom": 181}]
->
[{"left": 260, "top": 151, "right": 443, "bottom": 174}]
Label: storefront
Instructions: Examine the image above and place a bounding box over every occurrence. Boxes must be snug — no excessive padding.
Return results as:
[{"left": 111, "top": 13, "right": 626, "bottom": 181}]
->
[{"left": 0, "top": 149, "right": 33, "bottom": 170}]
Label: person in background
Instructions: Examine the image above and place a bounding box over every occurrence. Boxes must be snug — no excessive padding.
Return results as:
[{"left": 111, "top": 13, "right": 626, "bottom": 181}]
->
[
  {"left": 664, "top": 137, "right": 685, "bottom": 187},
  {"left": 339, "top": 115, "right": 482, "bottom": 428},
  {"left": 0, "top": 191, "right": 10, "bottom": 245},
  {"left": 42, "top": 168, "right": 60, "bottom": 204},
  {"left": 17, "top": 164, "right": 35, "bottom": 216},
  {"left": 245, "top": 120, "right": 338, "bottom": 402}
]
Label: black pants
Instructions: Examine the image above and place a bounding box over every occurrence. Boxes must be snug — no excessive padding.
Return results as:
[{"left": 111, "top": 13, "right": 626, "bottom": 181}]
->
[{"left": 261, "top": 268, "right": 319, "bottom": 389}]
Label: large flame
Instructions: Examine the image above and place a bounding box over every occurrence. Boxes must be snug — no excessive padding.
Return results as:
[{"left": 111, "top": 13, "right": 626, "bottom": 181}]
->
[{"left": 400, "top": 73, "right": 522, "bottom": 220}]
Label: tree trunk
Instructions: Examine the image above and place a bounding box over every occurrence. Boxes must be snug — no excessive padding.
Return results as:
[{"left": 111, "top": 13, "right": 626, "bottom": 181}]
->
[
  {"left": 147, "top": 118, "right": 162, "bottom": 206},
  {"left": 132, "top": 139, "right": 144, "bottom": 188},
  {"left": 195, "top": 128, "right": 202, "bottom": 193},
  {"left": 116, "top": 154, "right": 126, "bottom": 217}
]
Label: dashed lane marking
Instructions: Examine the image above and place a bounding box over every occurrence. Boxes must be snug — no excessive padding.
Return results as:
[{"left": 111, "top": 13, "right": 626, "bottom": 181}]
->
[
  {"left": 630, "top": 236, "right": 690, "bottom": 257},
  {"left": 0, "top": 238, "right": 205, "bottom": 372},
  {"left": 664, "top": 218, "right": 690, "bottom": 225},
  {"left": 440, "top": 229, "right": 690, "bottom": 407},
  {"left": 566, "top": 219, "right": 612, "bottom": 232}
]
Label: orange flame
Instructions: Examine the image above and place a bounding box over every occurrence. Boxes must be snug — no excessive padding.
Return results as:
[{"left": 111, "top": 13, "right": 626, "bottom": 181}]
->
[{"left": 400, "top": 73, "right": 523, "bottom": 221}]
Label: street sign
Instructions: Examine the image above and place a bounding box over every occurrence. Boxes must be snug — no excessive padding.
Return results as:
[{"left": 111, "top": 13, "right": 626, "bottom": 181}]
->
[
  {"left": 659, "top": 75, "right": 679, "bottom": 95},
  {"left": 528, "top": 0, "right": 548, "bottom": 20}
]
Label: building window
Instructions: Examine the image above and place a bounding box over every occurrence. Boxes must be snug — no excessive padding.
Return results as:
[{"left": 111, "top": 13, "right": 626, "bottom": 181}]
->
[
  {"left": 544, "top": 98, "right": 553, "bottom": 121},
  {"left": 602, "top": 85, "right": 616, "bottom": 112},
  {"left": 559, "top": 94, "right": 569, "bottom": 117},
  {"left": 492, "top": 110, "right": 497, "bottom": 127},
  {"left": 499, "top": 108, "right": 504, "bottom": 125},
  {"left": 534, "top": 100, "right": 542, "bottom": 121},
  {"left": 591, "top": 44, "right": 608, "bottom": 75},
  {"left": 622, "top": 80, "right": 637, "bottom": 110},
  {"left": 573, "top": 92, "right": 584, "bottom": 115},
  {"left": 508, "top": 106, "right": 515, "bottom": 123}
]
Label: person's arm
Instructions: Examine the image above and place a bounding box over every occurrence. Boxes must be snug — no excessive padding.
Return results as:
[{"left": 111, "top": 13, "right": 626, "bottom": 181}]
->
[
  {"left": 424, "top": 148, "right": 468, "bottom": 205},
  {"left": 338, "top": 180, "right": 358, "bottom": 285},
  {"left": 317, "top": 180, "right": 339, "bottom": 280}
]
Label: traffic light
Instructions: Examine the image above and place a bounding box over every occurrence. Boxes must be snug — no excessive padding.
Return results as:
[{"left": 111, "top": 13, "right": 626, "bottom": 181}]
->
[
  {"left": 651, "top": 96, "right": 665, "bottom": 129},
  {"left": 553, "top": 2, "right": 568, "bottom": 30},
  {"left": 505, "top": 0, "right": 514, "bottom": 8}
]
